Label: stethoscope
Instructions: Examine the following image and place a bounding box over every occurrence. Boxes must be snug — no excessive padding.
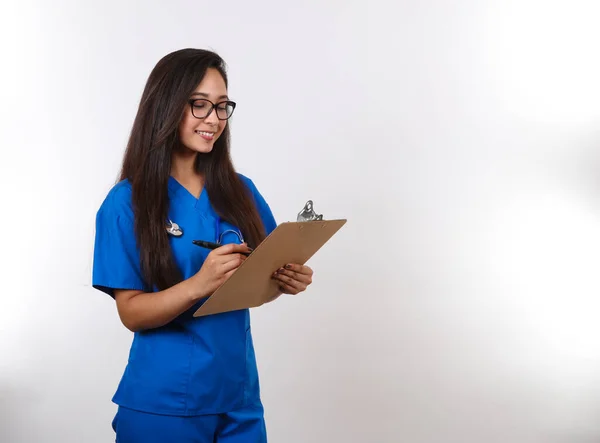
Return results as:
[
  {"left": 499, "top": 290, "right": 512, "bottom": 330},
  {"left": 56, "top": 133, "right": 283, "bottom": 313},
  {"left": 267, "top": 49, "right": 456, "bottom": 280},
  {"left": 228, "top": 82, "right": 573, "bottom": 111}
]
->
[{"left": 166, "top": 217, "right": 244, "bottom": 244}]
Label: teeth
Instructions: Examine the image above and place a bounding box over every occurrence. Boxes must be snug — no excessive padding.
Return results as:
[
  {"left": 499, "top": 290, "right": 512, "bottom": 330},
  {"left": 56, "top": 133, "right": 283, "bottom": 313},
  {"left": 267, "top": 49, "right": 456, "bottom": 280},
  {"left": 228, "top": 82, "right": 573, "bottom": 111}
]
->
[{"left": 195, "top": 131, "right": 214, "bottom": 137}]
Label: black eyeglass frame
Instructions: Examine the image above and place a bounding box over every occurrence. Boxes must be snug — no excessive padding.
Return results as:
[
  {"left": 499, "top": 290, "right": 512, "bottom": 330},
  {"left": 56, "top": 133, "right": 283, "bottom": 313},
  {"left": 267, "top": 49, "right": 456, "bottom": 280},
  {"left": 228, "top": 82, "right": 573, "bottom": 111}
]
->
[{"left": 187, "top": 98, "right": 237, "bottom": 120}]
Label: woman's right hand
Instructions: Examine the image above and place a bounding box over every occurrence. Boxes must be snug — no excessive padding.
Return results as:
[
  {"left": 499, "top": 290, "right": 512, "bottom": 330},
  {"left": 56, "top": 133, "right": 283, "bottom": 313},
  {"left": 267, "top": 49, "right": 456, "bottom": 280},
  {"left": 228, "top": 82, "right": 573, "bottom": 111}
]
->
[{"left": 191, "top": 243, "right": 252, "bottom": 300}]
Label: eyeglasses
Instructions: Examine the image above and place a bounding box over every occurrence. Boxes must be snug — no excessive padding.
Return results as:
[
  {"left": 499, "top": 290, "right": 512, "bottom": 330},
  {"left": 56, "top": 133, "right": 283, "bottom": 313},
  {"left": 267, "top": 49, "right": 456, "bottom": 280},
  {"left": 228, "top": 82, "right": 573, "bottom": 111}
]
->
[{"left": 188, "top": 99, "right": 236, "bottom": 120}]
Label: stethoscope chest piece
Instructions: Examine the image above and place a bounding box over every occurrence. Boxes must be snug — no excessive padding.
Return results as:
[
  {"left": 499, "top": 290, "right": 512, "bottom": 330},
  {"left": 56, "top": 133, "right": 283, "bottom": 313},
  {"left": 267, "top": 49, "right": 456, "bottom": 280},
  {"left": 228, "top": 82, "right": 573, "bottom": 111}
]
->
[{"left": 166, "top": 219, "right": 183, "bottom": 237}]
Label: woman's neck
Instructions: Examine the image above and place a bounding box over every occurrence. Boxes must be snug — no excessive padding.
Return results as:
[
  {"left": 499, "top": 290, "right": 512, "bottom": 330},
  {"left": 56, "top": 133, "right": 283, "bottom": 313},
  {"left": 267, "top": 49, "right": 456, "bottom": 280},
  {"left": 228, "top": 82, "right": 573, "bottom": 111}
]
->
[{"left": 170, "top": 151, "right": 204, "bottom": 198}]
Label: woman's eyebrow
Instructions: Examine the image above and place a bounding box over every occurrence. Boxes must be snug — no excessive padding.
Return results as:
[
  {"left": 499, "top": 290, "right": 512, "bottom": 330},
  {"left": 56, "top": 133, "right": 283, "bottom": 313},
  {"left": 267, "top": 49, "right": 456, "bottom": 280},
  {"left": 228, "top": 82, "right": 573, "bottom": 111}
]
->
[{"left": 191, "top": 92, "right": 229, "bottom": 100}]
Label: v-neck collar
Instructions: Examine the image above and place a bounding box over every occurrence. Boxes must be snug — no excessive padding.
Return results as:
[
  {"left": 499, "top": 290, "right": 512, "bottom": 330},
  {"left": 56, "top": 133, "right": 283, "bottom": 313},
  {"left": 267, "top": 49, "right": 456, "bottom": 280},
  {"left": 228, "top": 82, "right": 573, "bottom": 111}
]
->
[{"left": 168, "top": 176, "right": 211, "bottom": 214}]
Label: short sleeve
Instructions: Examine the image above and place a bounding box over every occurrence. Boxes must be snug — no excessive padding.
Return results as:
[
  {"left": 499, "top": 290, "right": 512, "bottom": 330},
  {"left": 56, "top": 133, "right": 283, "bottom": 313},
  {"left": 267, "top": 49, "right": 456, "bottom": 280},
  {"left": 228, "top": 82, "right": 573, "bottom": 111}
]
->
[
  {"left": 239, "top": 174, "right": 278, "bottom": 235},
  {"left": 92, "top": 185, "right": 148, "bottom": 297}
]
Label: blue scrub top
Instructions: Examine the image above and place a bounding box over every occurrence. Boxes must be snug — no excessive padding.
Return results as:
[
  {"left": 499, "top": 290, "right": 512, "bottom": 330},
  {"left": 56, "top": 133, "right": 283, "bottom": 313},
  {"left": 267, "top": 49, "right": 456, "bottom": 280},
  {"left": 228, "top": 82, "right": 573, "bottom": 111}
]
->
[{"left": 92, "top": 174, "right": 277, "bottom": 416}]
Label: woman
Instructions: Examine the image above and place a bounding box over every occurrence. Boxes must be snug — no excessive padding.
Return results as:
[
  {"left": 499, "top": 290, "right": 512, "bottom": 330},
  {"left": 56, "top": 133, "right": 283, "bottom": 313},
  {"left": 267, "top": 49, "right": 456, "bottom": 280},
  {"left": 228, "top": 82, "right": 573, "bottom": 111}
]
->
[{"left": 92, "top": 48, "right": 313, "bottom": 442}]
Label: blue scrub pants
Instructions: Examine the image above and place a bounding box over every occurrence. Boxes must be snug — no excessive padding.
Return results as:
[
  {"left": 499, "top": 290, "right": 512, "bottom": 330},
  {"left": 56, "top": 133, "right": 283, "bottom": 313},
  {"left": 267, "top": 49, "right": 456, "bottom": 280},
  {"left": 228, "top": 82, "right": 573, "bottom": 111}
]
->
[{"left": 112, "top": 405, "right": 267, "bottom": 442}]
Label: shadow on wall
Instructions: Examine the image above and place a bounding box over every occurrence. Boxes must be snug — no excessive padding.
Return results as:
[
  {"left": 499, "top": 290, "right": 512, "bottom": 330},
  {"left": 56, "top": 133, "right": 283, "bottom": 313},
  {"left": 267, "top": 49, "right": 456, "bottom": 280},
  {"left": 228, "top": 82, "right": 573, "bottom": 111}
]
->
[
  {"left": 545, "top": 434, "right": 600, "bottom": 443},
  {"left": 0, "top": 383, "right": 29, "bottom": 442},
  {"left": 565, "top": 130, "right": 600, "bottom": 207}
]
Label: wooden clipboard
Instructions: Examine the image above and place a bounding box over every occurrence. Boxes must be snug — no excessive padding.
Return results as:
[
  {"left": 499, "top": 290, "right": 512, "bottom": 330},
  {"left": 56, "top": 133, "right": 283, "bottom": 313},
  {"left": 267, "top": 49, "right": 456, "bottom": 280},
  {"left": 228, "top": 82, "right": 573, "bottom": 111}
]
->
[{"left": 193, "top": 219, "right": 347, "bottom": 317}]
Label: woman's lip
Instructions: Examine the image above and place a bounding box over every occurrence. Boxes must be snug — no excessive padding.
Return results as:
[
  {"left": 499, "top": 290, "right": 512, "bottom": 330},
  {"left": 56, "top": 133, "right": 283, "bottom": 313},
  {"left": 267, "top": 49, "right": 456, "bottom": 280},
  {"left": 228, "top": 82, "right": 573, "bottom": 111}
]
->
[{"left": 195, "top": 130, "right": 215, "bottom": 140}]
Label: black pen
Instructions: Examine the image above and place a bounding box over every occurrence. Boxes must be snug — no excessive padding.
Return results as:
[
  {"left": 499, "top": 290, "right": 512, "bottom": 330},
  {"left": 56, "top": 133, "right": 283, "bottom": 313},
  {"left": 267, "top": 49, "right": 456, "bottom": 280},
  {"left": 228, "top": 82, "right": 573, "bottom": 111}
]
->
[{"left": 192, "top": 240, "right": 252, "bottom": 256}]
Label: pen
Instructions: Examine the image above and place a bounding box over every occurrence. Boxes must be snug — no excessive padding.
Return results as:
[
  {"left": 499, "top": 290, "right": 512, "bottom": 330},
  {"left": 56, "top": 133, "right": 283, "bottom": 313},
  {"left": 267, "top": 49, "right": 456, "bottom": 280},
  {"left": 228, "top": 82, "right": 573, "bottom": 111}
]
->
[{"left": 192, "top": 240, "right": 252, "bottom": 256}]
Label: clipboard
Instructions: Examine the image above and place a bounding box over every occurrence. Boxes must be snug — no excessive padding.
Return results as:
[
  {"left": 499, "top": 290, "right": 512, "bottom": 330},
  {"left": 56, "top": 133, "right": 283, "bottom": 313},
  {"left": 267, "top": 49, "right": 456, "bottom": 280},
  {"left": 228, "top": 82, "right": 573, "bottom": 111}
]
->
[{"left": 193, "top": 218, "right": 347, "bottom": 317}]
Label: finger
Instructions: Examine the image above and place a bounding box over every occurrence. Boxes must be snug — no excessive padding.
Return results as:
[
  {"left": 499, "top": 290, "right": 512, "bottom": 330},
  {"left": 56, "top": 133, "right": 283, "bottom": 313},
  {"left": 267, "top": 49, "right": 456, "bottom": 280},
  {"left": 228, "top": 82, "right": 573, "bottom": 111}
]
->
[
  {"left": 278, "top": 280, "right": 299, "bottom": 295},
  {"left": 273, "top": 268, "right": 312, "bottom": 284},
  {"left": 209, "top": 253, "right": 245, "bottom": 269},
  {"left": 213, "top": 243, "right": 253, "bottom": 256},
  {"left": 219, "top": 255, "right": 245, "bottom": 274},
  {"left": 272, "top": 272, "right": 306, "bottom": 292},
  {"left": 220, "top": 253, "right": 247, "bottom": 265},
  {"left": 223, "top": 267, "right": 238, "bottom": 280},
  {"left": 281, "top": 263, "right": 313, "bottom": 276}
]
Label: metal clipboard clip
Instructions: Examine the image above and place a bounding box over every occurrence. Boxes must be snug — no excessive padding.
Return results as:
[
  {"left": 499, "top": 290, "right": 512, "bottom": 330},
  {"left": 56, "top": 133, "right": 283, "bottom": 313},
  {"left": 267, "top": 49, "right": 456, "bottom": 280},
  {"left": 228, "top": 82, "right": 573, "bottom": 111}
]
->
[{"left": 296, "top": 200, "right": 324, "bottom": 222}]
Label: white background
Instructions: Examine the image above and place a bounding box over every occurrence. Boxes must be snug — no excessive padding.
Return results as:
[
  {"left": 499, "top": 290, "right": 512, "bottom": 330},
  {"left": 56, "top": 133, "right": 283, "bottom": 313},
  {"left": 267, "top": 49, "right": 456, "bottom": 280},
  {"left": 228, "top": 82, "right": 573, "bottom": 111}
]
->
[{"left": 2, "top": 0, "right": 600, "bottom": 442}]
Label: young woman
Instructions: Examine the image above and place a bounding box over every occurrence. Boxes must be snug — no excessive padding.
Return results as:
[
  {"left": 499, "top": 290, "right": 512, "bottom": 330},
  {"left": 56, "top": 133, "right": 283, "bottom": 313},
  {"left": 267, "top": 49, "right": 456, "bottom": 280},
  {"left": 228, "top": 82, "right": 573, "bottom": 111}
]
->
[{"left": 92, "top": 48, "right": 313, "bottom": 442}]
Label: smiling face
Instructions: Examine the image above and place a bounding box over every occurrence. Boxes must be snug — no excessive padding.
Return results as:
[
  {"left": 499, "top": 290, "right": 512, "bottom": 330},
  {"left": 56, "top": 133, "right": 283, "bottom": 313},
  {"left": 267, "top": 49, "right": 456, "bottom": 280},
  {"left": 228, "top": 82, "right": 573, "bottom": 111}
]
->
[{"left": 178, "top": 68, "right": 231, "bottom": 154}]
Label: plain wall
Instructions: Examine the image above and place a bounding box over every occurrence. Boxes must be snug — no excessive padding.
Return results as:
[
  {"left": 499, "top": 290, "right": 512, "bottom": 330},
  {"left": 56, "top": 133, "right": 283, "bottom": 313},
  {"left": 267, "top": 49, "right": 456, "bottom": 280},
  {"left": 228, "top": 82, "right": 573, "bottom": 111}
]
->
[{"left": 2, "top": 0, "right": 600, "bottom": 442}]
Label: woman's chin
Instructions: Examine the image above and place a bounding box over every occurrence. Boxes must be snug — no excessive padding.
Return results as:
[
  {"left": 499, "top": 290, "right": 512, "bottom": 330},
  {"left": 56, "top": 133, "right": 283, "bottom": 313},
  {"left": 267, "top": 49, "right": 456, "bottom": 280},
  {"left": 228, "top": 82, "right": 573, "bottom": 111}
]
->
[
  {"left": 178, "top": 142, "right": 215, "bottom": 155},
  {"left": 194, "top": 144, "right": 214, "bottom": 154}
]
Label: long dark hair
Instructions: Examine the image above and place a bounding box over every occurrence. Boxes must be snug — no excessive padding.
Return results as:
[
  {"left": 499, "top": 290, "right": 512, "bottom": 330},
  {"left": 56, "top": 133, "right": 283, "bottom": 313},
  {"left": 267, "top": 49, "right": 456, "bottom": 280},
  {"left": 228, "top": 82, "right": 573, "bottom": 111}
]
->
[{"left": 119, "top": 48, "right": 266, "bottom": 291}]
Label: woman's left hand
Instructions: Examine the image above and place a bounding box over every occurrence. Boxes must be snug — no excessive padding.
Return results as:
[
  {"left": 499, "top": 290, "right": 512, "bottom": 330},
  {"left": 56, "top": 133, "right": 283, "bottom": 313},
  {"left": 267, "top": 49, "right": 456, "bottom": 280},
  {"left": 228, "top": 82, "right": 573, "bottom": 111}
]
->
[{"left": 272, "top": 263, "right": 313, "bottom": 295}]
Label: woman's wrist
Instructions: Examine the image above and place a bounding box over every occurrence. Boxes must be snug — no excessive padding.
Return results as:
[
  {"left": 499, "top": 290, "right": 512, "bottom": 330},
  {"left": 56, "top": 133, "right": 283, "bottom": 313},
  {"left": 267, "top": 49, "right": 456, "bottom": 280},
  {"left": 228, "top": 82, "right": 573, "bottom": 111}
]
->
[{"left": 184, "top": 274, "right": 209, "bottom": 303}]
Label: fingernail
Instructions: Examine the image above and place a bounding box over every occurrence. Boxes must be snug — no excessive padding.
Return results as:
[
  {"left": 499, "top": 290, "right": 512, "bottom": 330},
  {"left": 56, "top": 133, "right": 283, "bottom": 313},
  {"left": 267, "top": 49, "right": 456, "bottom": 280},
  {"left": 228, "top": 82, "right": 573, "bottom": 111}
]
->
[{"left": 285, "top": 264, "right": 291, "bottom": 269}]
